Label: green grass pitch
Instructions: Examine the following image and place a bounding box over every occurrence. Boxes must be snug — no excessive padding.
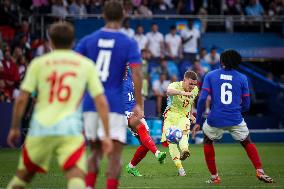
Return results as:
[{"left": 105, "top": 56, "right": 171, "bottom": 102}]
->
[{"left": 0, "top": 143, "right": 283, "bottom": 189}]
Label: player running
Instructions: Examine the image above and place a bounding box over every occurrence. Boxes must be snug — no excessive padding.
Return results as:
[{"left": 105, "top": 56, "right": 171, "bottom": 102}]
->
[
  {"left": 75, "top": 1, "right": 143, "bottom": 189},
  {"left": 6, "top": 22, "right": 112, "bottom": 189},
  {"left": 161, "top": 70, "right": 199, "bottom": 176},
  {"left": 124, "top": 66, "right": 167, "bottom": 177},
  {"left": 192, "top": 49, "right": 274, "bottom": 184}
]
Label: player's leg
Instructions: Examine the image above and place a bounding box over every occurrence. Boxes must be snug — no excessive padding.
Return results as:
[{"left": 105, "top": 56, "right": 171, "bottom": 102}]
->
[
  {"left": 168, "top": 143, "right": 186, "bottom": 176},
  {"left": 229, "top": 123, "right": 274, "bottom": 183},
  {"left": 178, "top": 118, "right": 191, "bottom": 161},
  {"left": 6, "top": 170, "right": 35, "bottom": 189},
  {"left": 65, "top": 166, "right": 85, "bottom": 189},
  {"left": 98, "top": 113, "right": 127, "bottom": 189},
  {"left": 106, "top": 140, "right": 124, "bottom": 189},
  {"left": 125, "top": 113, "right": 149, "bottom": 176},
  {"left": 86, "top": 141, "right": 103, "bottom": 189},
  {"left": 162, "top": 117, "right": 185, "bottom": 176},
  {"left": 7, "top": 136, "right": 52, "bottom": 189},
  {"left": 56, "top": 135, "right": 87, "bottom": 189},
  {"left": 83, "top": 112, "right": 102, "bottom": 188},
  {"left": 129, "top": 116, "right": 166, "bottom": 163},
  {"left": 126, "top": 145, "right": 148, "bottom": 176},
  {"left": 202, "top": 121, "right": 222, "bottom": 184}
]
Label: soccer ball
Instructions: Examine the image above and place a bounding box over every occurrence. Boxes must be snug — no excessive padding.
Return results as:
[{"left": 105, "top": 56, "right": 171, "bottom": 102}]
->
[{"left": 165, "top": 127, "right": 183, "bottom": 144}]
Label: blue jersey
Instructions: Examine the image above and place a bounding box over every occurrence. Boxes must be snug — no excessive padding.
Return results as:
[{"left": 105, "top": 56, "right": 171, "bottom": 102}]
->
[
  {"left": 199, "top": 68, "right": 250, "bottom": 127},
  {"left": 123, "top": 72, "right": 136, "bottom": 112},
  {"left": 75, "top": 28, "right": 141, "bottom": 114}
]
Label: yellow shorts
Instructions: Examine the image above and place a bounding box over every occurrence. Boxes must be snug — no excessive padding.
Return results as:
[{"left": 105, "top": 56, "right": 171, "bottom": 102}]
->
[
  {"left": 18, "top": 135, "right": 87, "bottom": 174},
  {"left": 161, "top": 111, "right": 191, "bottom": 142}
]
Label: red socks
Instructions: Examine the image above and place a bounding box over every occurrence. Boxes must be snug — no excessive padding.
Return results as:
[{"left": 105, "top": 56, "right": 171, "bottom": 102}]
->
[
  {"left": 137, "top": 123, "right": 158, "bottom": 154},
  {"left": 204, "top": 144, "right": 217, "bottom": 175},
  {"left": 85, "top": 172, "right": 97, "bottom": 188},
  {"left": 86, "top": 173, "right": 119, "bottom": 189},
  {"left": 244, "top": 143, "right": 262, "bottom": 169},
  {"left": 130, "top": 145, "right": 149, "bottom": 166},
  {"left": 107, "top": 178, "right": 119, "bottom": 189}
]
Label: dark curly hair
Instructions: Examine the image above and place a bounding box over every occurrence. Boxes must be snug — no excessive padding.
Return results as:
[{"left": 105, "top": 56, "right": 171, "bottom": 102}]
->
[{"left": 220, "top": 49, "right": 242, "bottom": 70}]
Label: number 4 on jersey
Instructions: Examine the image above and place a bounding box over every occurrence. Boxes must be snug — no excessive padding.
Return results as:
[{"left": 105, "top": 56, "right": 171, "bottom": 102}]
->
[{"left": 96, "top": 50, "right": 111, "bottom": 82}]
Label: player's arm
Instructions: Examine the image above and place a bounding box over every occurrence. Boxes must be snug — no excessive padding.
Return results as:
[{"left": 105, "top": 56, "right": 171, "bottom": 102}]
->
[
  {"left": 128, "top": 40, "right": 143, "bottom": 110},
  {"left": 192, "top": 89, "right": 209, "bottom": 139},
  {"left": 189, "top": 108, "right": 196, "bottom": 124},
  {"left": 7, "top": 60, "right": 38, "bottom": 147},
  {"left": 192, "top": 75, "right": 210, "bottom": 139},
  {"left": 167, "top": 83, "right": 192, "bottom": 96},
  {"left": 131, "top": 64, "right": 143, "bottom": 108},
  {"left": 241, "top": 76, "right": 251, "bottom": 112},
  {"left": 7, "top": 90, "right": 30, "bottom": 147}
]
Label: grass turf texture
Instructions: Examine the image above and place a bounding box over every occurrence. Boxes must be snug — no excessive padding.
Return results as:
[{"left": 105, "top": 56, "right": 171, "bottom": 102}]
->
[{"left": 0, "top": 143, "right": 283, "bottom": 189}]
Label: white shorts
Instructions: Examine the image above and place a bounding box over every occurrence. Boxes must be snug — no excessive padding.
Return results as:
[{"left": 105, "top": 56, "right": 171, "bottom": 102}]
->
[
  {"left": 83, "top": 112, "right": 127, "bottom": 143},
  {"left": 203, "top": 119, "right": 249, "bottom": 141},
  {"left": 125, "top": 111, "right": 149, "bottom": 136}
]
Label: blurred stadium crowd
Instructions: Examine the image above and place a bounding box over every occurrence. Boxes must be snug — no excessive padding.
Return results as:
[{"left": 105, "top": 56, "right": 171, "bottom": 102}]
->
[
  {"left": 1, "top": 0, "right": 284, "bottom": 18},
  {"left": 1, "top": 0, "right": 284, "bottom": 117}
]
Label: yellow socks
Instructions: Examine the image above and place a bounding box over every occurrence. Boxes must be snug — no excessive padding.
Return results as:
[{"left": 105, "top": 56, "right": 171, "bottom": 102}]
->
[
  {"left": 179, "top": 133, "right": 189, "bottom": 152},
  {"left": 168, "top": 143, "right": 183, "bottom": 169}
]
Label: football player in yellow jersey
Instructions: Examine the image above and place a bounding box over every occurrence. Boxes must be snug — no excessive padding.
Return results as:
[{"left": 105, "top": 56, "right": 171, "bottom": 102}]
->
[
  {"left": 161, "top": 70, "right": 199, "bottom": 176},
  {"left": 6, "top": 22, "right": 112, "bottom": 189}
]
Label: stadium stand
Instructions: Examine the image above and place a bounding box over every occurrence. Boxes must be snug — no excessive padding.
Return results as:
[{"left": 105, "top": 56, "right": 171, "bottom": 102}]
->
[{"left": 1, "top": 0, "right": 284, "bottom": 146}]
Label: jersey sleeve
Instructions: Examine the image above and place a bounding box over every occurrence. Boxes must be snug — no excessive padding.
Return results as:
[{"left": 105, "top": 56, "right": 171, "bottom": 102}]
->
[
  {"left": 191, "top": 86, "right": 199, "bottom": 99},
  {"left": 128, "top": 39, "right": 142, "bottom": 66},
  {"left": 167, "top": 82, "right": 179, "bottom": 90},
  {"left": 75, "top": 37, "right": 87, "bottom": 55},
  {"left": 86, "top": 61, "right": 104, "bottom": 98},
  {"left": 201, "top": 74, "right": 211, "bottom": 93},
  {"left": 20, "top": 60, "right": 38, "bottom": 93},
  {"left": 241, "top": 75, "right": 250, "bottom": 97}
]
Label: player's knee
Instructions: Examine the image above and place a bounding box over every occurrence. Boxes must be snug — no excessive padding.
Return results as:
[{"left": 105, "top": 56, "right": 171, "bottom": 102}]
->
[
  {"left": 65, "top": 166, "right": 85, "bottom": 180},
  {"left": 203, "top": 135, "right": 213, "bottom": 144},
  {"left": 240, "top": 135, "right": 252, "bottom": 147}
]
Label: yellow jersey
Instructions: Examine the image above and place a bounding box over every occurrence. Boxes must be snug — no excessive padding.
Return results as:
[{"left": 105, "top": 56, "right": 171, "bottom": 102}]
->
[
  {"left": 21, "top": 50, "right": 103, "bottom": 136},
  {"left": 164, "top": 81, "right": 199, "bottom": 118}
]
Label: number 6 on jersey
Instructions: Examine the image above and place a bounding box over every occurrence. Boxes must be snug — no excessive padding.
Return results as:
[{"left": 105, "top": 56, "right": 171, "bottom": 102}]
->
[{"left": 221, "top": 82, "right": 232, "bottom": 105}]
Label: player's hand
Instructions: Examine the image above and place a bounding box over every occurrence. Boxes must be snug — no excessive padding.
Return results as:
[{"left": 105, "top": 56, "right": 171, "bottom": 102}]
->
[
  {"left": 190, "top": 115, "right": 196, "bottom": 124},
  {"left": 191, "top": 124, "right": 200, "bottom": 140},
  {"left": 101, "top": 136, "right": 113, "bottom": 156},
  {"left": 132, "top": 105, "right": 143, "bottom": 119},
  {"left": 7, "top": 128, "right": 21, "bottom": 148}
]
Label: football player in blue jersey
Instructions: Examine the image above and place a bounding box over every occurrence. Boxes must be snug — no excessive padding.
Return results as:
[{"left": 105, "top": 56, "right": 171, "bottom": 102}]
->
[
  {"left": 192, "top": 49, "right": 274, "bottom": 184},
  {"left": 75, "top": 1, "right": 143, "bottom": 189},
  {"left": 123, "top": 66, "right": 166, "bottom": 177}
]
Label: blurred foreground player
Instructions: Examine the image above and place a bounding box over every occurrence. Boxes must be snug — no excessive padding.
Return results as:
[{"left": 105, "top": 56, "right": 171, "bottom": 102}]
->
[
  {"left": 75, "top": 1, "right": 143, "bottom": 188},
  {"left": 161, "top": 71, "right": 199, "bottom": 176},
  {"left": 6, "top": 22, "right": 112, "bottom": 189},
  {"left": 124, "top": 66, "right": 166, "bottom": 177},
  {"left": 192, "top": 49, "right": 274, "bottom": 184}
]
